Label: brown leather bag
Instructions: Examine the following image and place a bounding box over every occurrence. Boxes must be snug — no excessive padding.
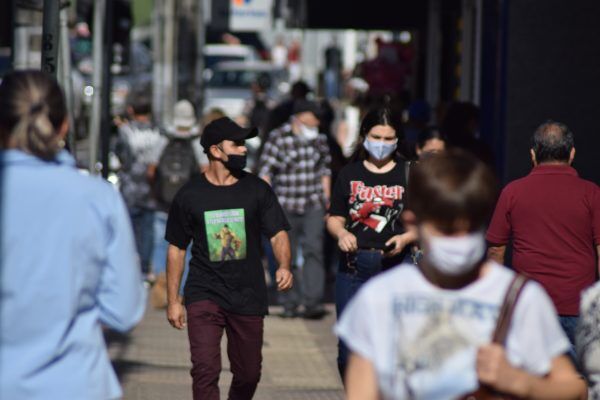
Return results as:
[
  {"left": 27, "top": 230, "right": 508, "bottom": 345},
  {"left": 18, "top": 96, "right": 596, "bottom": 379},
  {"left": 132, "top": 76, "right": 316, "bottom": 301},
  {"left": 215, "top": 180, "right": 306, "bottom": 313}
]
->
[{"left": 460, "top": 274, "right": 529, "bottom": 400}]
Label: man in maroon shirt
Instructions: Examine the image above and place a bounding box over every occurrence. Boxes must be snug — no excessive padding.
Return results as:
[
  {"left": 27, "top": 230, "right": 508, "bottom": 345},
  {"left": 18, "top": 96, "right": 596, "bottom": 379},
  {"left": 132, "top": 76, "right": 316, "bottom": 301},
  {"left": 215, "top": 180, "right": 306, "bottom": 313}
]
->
[{"left": 487, "top": 120, "right": 600, "bottom": 356}]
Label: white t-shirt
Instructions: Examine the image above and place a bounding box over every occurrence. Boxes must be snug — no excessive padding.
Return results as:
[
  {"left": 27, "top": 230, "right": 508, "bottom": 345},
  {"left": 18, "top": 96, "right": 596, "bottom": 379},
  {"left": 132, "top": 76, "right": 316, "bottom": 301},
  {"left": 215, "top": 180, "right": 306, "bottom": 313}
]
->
[
  {"left": 271, "top": 45, "right": 288, "bottom": 68},
  {"left": 335, "top": 262, "right": 570, "bottom": 400},
  {"left": 577, "top": 281, "right": 600, "bottom": 399}
]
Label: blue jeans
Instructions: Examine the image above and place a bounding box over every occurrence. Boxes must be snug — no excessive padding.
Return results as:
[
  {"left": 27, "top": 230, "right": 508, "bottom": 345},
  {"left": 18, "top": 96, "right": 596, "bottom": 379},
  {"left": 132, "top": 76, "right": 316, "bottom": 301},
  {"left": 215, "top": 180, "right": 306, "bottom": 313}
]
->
[
  {"left": 129, "top": 206, "right": 155, "bottom": 275},
  {"left": 335, "top": 249, "right": 410, "bottom": 381},
  {"left": 559, "top": 315, "right": 581, "bottom": 372},
  {"left": 335, "top": 250, "right": 384, "bottom": 381},
  {"left": 153, "top": 211, "right": 189, "bottom": 294}
]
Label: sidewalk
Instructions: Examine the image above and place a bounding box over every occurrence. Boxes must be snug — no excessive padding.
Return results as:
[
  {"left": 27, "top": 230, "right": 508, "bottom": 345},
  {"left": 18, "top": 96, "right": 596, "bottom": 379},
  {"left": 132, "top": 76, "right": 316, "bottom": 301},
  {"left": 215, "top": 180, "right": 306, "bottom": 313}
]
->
[{"left": 108, "top": 300, "right": 345, "bottom": 400}]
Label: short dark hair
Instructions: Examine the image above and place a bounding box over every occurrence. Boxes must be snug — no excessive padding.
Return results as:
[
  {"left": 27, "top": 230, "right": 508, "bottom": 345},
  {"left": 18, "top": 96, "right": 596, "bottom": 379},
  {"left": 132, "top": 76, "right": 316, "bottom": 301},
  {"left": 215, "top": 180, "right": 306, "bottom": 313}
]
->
[
  {"left": 408, "top": 149, "right": 498, "bottom": 233},
  {"left": 417, "top": 126, "right": 446, "bottom": 149},
  {"left": 531, "top": 120, "right": 574, "bottom": 163},
  {"left": 290, "top": 81, "right": 311, "bottom": 99},
  {"left": 128, "top": 92, "right": 152, "bottom": 115}
]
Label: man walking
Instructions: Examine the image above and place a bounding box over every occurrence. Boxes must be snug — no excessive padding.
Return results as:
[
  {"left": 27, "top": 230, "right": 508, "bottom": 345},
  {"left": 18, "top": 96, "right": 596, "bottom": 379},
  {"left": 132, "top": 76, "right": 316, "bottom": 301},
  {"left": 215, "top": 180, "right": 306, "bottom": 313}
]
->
[
  {"left": 487, "top": 120, "right": 600, "bottom": 353},
  {"left": 115, "top": 92, "right": 165, "bottom": 283},
  {"left": 258, "top": 100, "right": 332, "bottom": 319},
  {"left": 165, "top": 117, "right": 293, "bottom": 400}
]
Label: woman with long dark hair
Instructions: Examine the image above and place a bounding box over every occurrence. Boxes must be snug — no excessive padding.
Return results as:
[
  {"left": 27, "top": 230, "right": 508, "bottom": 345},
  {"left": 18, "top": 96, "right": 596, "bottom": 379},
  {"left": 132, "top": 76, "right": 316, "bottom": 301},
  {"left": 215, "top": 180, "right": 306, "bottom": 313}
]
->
[
  {"left": 327, "top": 107, "right": 417, "bottom": 380},
  {"left": 0, "top": 70, "right": 145, "bottom": 399}
]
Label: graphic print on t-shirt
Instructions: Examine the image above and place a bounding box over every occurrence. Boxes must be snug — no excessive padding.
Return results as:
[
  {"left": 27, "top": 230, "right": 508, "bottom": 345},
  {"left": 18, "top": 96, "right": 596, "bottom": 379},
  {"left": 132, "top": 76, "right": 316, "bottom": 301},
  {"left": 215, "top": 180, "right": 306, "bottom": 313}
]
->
[
  {"left": 348, "top": 181, "right": 405, "bottom": 233},
  {"left": 204, "top": 209, "right": 247, "bottom": 262},
  {"left": 391, "top": 295, "right": 498, "bottom": 398}
]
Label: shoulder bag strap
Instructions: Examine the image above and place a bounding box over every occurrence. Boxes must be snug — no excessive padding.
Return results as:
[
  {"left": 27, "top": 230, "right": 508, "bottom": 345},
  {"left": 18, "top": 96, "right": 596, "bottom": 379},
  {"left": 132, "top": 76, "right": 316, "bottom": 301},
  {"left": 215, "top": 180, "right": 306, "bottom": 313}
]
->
[
  {"left": 404, "top": 160, "right": 412, "bottom": 185},
  {"left": 492, "top": 273, "right": 529, "bottom": 346}
]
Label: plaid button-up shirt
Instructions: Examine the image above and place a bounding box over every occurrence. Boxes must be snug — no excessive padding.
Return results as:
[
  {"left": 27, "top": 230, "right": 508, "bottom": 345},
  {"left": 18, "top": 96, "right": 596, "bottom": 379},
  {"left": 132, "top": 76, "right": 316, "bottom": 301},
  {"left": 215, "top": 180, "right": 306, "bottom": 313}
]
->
[{"left": 258, "top": 124, "right": 331, "bottom": 214}]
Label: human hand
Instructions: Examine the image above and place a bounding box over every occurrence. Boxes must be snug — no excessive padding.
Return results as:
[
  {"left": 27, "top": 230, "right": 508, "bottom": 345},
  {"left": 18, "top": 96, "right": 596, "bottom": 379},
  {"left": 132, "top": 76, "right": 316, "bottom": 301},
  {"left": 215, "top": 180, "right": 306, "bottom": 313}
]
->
[
  {"left": 113, "top": 115, "right": 126, "bottom": 127},
  {"left": 338, "top": 230, "right": 358, "bottom": 252},
  {"left": 384, "top": 233, "right": 411, "bottom": 257},
  {"left": 476, "top": 344, "right": 528, "bottom": 397},
  {"left": 167, "top": 300, "right": 187, "bottom": 330},
  {"left": 275, "top": 267, "right": 293, "bottom": 291}
]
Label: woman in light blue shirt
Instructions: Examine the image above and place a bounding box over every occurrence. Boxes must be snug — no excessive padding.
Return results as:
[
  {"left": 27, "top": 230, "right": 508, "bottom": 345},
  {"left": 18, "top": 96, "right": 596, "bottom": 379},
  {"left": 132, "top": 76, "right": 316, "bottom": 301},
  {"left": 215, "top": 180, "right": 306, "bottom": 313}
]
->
[{"left": 0, "top": 70, "right": 146, "bottom": 399}]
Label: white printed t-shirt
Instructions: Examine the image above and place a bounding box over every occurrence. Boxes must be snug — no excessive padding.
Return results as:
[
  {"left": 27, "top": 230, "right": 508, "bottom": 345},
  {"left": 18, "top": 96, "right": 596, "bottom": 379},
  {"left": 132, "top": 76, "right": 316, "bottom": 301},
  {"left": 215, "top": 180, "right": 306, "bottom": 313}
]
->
[
  {"left": 577, "top": 281, "right": 600, "bottom": 399},
  {"left": 335, "top": 262, "right": 570, "bottom": 400}
]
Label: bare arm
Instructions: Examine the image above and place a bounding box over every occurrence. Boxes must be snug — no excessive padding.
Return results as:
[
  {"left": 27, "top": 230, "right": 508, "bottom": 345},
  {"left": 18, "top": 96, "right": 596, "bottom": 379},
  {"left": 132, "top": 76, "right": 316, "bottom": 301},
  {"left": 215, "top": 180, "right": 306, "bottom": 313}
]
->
[
  {"left": 488, "top": 244, "right": 506, "bottom": 264},
  {"left": 166, "top": 244, "right": 187, "bottom": 330},
  {"left": 477, "top": 347, "right": 587, "bottom": 400},
  {"left": 322, "top": 175, "right": 332, "bottom": 203},
  {"left": 345, "top": 353, "right": 380, "bottom": 400},
  {"left": 327, "top": 215, "right": 347, "bottom": 239},
  {"left": 327, "top": 215, "right": 358, "bottom": 252},
  {"left": 270, "top": 230, "right": 293, "bottom": 291},
  {"left": 147, "top": 163, "right": 157, "bottom": 181}
]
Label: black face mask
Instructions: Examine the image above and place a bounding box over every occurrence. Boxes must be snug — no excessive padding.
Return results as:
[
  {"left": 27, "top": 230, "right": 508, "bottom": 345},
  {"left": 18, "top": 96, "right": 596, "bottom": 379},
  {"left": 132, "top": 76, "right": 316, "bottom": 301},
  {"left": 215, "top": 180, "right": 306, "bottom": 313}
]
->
[{"left": 222, "top": 154, "right": 247, "bottom": 171}]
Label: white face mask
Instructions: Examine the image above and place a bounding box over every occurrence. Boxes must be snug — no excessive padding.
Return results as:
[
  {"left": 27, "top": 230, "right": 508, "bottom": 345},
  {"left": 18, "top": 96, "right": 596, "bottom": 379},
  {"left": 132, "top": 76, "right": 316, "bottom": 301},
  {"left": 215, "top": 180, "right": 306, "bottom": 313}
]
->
[
  {"left": 422, "top": 230, "right": 486, "bottom": 276},
  {"left": 299, "top": 123, "right": 319, "bottom": 140}
]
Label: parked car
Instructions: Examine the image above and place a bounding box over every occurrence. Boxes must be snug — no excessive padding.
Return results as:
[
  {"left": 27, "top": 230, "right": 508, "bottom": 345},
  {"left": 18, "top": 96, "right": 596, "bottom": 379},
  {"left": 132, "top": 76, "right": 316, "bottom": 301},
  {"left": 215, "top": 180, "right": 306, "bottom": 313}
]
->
[
  {"left": 203, "top": 60, "right": 290, "bottom": 119},
  {"left": 203, "top": 44, "right": 260, "bottom": 69}
]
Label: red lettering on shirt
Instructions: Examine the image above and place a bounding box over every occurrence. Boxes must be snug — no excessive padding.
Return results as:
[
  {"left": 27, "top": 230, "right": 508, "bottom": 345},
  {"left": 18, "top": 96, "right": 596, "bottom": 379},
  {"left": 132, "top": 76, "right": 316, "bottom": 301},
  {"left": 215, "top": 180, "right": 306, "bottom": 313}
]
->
[{"left": 349, "top": 181, "right": 404, "bottom": 203}]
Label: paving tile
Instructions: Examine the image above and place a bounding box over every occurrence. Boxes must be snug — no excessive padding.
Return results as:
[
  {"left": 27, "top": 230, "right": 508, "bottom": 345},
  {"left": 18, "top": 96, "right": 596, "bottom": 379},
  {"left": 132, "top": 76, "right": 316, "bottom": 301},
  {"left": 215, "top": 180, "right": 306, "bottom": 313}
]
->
[{"left": 109, "top": 301, "right": 344, "bottom": 399}]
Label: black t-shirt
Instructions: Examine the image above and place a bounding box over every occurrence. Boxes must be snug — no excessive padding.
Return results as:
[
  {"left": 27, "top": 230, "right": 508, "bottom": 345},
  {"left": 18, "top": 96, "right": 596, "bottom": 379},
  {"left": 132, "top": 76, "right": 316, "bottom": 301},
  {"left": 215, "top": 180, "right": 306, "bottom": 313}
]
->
[
  {"left": 165, "top": 172, "right": 289, "bottom": 315},
  {"left": 329, "top": 160, "right": 408, "bottom": 250}
]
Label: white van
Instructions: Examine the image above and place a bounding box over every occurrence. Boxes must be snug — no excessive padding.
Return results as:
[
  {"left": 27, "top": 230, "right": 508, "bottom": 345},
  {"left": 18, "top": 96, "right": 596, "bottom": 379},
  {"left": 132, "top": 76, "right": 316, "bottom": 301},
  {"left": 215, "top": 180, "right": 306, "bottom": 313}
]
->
[{"left": 203, "top": 44, "right": 260, "bottom": 69}]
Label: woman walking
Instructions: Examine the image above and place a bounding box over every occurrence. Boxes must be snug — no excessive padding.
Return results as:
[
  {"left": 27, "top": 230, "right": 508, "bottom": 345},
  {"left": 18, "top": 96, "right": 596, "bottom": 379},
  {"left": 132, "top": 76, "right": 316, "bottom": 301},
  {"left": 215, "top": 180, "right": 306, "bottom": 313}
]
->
[
  {"left": 0, "top": 70, "right": 145, "bottom": 399},
  {"left": 327, "top": 107, "right": 417, "bottom": 380}
]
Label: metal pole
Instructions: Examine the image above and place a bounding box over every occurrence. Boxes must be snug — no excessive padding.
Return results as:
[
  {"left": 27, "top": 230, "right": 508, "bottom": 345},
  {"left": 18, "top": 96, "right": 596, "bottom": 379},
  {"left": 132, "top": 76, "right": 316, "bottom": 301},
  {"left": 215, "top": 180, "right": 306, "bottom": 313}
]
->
[
  {"left": 88, "top": 0, "right": 106, "bottom": 173},
  {"left": 10, "top": 0, "right": 17, "bottom": 69},
  {"left": 152, "top": 0, "right": 164, "bottom": 126},
  {"left": 425, "top": 0, "right": 441, "bottom": 108},
  {"left": 41, "top": 0, "right": 60, "bottom": 76},
  {"left": 100, "top": 0, "right": 114, "bottom": 179},
  {"left": 58, "top": 4, "right": 77, "bottom": 154},
  {"left": 195, "top": 0, "right": 206, "bottom": 115},
  {"left": 162, "top": 0, "right": 176, "bottom": 125},
  {"left": 473, "top": 0, "right": 483, "bottom": 106},
  {"left": 460, "top": 0, "right": 475, "bottom": 101}
]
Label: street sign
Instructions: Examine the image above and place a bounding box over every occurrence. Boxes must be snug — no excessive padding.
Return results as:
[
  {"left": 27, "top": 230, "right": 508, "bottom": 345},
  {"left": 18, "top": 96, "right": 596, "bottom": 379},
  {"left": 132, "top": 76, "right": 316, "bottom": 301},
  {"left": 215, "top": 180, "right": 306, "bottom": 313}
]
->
[{"left": 229, "top": 0, "right": 272, "bottom": 32}]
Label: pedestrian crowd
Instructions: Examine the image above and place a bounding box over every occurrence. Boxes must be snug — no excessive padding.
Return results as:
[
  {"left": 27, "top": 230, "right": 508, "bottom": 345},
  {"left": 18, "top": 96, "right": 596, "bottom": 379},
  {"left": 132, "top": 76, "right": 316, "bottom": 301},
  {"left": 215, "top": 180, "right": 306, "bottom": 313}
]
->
[{"left": 1, "top": 64, "right": 599, "bottom": 400}]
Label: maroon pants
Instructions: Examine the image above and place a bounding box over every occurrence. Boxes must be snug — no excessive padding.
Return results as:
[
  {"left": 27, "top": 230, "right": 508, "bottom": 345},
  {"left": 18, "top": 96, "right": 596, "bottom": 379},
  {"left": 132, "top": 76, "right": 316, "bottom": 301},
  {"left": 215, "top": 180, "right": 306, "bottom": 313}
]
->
[{"left": 186, "top": 300, "right": 264, "bottom": 400}]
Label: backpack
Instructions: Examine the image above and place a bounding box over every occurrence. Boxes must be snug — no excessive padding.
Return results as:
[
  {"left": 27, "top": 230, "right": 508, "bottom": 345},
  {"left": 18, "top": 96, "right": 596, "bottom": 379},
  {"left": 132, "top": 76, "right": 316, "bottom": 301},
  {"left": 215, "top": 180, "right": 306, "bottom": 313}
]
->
[{"left": 155, "top": 138, "right": 197, "bottom": 208}]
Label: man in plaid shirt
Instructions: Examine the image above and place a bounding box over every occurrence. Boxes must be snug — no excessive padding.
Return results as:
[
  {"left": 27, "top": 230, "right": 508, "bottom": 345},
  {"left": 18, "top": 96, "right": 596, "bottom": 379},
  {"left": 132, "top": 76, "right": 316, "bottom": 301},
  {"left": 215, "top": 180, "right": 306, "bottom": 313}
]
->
[{"left": 258, "top": 100, "right": 332, "bottom": 319}]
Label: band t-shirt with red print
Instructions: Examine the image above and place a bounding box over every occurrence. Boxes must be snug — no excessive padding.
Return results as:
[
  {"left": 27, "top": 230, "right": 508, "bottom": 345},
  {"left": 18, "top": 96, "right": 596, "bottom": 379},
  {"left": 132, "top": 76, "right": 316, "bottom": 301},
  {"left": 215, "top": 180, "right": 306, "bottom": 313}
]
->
[{"left": 330, "top": 160, "right": 407, "bottom": 250}]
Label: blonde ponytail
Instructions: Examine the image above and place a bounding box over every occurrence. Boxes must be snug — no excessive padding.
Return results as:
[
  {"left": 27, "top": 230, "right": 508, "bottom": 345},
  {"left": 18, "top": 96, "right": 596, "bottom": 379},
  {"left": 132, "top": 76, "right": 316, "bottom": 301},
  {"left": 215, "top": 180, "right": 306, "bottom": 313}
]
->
[
  {"left": 0, "top": 70, "right": 67, "bottom": 160},
  {"left": 12, "top": 103, "right": 61, "bottom": 160}
]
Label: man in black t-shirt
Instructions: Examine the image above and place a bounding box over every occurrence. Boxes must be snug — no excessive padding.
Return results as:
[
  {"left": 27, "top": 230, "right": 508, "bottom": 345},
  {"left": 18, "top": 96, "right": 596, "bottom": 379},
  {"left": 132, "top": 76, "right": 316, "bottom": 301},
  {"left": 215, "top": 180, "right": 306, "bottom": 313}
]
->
[{"left": 165, "top": 117, "right": 293, "bottom": 400}]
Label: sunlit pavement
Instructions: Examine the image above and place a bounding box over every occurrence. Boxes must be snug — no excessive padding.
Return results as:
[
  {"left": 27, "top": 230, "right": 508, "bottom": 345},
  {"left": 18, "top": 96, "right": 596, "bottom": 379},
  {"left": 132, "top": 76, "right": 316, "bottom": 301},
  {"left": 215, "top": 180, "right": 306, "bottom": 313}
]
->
[{"left": 108, "top": 297, "right": 344, "bottom": 400}]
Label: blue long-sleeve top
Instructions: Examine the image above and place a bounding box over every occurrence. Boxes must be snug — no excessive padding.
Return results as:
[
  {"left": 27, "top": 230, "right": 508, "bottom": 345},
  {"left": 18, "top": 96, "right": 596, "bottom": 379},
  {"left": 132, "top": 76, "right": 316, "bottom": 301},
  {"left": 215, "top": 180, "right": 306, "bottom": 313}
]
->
[{"left": 0, "top": 150, "right": 146, "bottom": 399}]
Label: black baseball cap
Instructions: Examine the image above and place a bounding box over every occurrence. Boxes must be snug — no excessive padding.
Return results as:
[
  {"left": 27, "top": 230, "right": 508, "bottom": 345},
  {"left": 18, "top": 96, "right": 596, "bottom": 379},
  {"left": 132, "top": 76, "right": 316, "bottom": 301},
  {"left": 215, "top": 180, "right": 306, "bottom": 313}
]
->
[
  {"left": 292, "top": 99, "right": 321, "bottom": 118},
  {"left": 201, "top": 117, "right": 258, "bottom": 151}
]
